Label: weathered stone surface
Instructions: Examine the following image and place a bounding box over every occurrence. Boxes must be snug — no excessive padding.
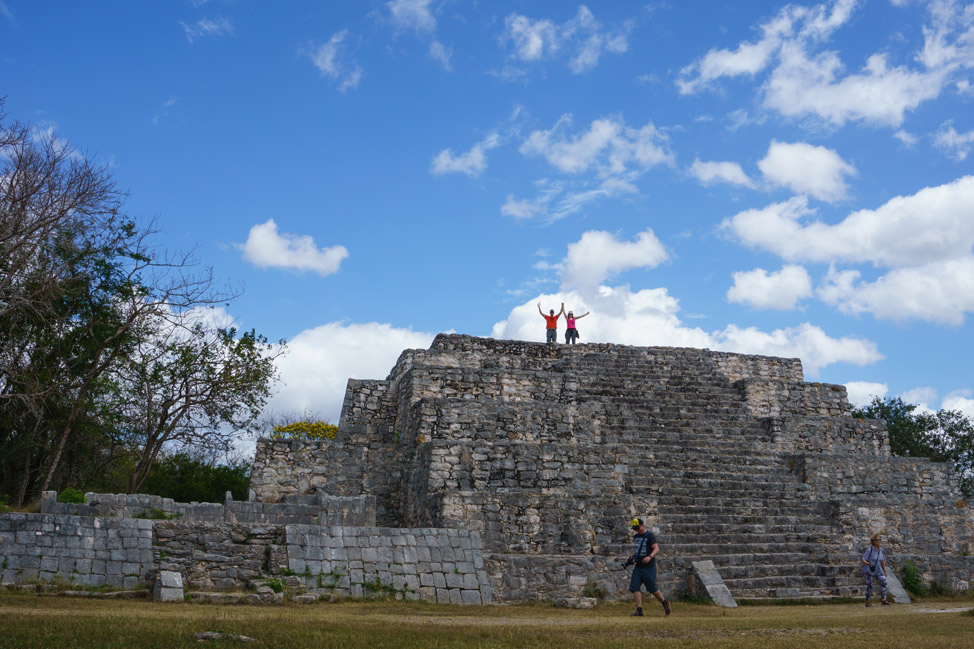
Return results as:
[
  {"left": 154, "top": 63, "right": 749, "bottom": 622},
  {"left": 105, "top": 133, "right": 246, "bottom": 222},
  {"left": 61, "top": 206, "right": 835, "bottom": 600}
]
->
[
  {"left": 153, "top": 570, "right": 184, "bottom": 603},
  {"left": 3, "top": 335, "right": 971, "bottom": 606},
  {"left": 885, "top": 570, "right": 911, "bottom": 604},
  {"left": 248, "top": 334, "right": 974, "bottom": 602},
  {"left": 690, "top": 560, "right": 737, "bottom": 608}
]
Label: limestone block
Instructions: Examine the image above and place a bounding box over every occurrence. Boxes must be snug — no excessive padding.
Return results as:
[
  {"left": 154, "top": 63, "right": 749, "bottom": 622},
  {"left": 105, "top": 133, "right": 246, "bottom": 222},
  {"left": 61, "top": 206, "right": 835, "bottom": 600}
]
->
[
  {"left": 886, "top": 570, "right": 912, "bottom": 604},
  {"left": 690, "top": 561, "right": 737, "bottom": 608},
  {"left": 153, "top": 570, "right": 184, "bottom": 603}
]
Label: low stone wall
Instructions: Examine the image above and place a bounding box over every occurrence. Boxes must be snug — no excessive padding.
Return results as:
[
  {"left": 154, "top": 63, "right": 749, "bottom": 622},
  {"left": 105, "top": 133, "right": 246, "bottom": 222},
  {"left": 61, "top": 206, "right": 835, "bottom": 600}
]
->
[
  {"left": 803, "top": 455, "right": 964, "bottom": 503},
  {"left": 770, "top": 416, "right": 889, "bottom": 455},
  {"left": 153, "top": 521, "right": 286, "bottom": 590},
  {"left": 712, "top": 351, "right": 804, "bottom": 384},
  {"left": 0, "top": 513, "right": 153, "bottom": 589},
  {"left": 286, "top": 525, "right": 492, "bottom": 605},
  {"left": 740, "top": 380, "right": 851, "bottom": 419},
  {"left": 43, "top": 491, "right": 375, "bottom": 527},
  {"left": 0, "top": 512, "right": 492, "bottom": 605}
]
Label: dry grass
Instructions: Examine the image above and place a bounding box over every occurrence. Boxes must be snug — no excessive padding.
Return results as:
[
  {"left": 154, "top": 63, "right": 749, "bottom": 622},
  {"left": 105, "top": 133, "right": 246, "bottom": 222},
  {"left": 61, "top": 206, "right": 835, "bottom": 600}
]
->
[{"left": 0, "top": 592, "right": 972, "bottom": 649}]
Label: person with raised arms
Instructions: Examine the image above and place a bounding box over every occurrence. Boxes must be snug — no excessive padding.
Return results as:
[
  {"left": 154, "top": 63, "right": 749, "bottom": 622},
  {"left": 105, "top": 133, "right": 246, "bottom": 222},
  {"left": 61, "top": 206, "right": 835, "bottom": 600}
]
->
[{"left": 538, "top": 302, "right": 564, "bottom": 344}]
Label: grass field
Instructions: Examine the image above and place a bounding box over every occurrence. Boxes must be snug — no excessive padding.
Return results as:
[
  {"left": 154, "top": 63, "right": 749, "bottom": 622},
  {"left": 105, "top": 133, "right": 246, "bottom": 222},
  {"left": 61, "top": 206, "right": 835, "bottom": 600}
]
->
[{"left": 1, "top": 592, "right": 972, "bottom": 649}]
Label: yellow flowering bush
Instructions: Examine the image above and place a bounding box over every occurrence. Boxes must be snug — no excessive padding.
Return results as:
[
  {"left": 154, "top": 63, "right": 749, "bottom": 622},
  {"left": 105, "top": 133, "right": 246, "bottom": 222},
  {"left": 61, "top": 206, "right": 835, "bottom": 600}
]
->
[{"left": 269, "top": 420, "right": 338, "bottom": 441}]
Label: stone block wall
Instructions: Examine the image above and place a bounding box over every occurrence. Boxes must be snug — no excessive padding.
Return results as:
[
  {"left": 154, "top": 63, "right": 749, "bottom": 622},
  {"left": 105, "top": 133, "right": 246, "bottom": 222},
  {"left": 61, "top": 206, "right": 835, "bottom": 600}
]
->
[
  {"left": 152, "top": 521, "right": 287, "bottom": 590},
  {"left": 0, "top": 514, "right": 153, "bottom": 589},
  {"left": 236, "top": 334, "right": 974, "bottom": 601},
  {"left": 439, "top": 491, "right": 640, "bottom": 555},
  {"left": 769, "top": 416, "right": 890, "bottom": 455},
  {"left": 286, "top": 525, "right": 492, "bottom": 605},
  {"left": 43, "top": 491, "right": 375, "bottom": 528},
  {"left": 0, "top": 513, "right": 493, "bottom": 604},
  {"left": 711, "top": 350, "right": 804, "bottom": 383},
  {"left": 739, "top": 380, "right": 852, "bottom": 419}
]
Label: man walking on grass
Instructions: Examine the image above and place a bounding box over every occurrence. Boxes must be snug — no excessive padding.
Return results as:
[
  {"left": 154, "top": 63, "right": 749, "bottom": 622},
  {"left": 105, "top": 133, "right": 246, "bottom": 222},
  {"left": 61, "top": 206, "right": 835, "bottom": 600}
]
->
[{"left": 628, "top": 517, "right": 671, "bottom": 617}]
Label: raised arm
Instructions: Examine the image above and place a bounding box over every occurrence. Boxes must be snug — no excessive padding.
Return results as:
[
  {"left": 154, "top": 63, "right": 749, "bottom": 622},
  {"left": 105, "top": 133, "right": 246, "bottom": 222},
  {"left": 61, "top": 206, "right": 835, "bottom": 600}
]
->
[
  {"left": 575, "top": 311, "right": 591, "bottom": 320},
  {"left": 559, "top": 302, "right": 566, "bottom": 316},
  {"left": 538, "top": 302, "right": 544, "bottom": 317}
]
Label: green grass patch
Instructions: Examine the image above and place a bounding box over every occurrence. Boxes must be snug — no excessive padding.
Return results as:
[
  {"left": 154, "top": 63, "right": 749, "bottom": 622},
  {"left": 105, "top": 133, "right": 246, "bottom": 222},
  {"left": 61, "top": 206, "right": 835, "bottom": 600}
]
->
[{"left": 2, "top": 590, "right": 974, "bottom": 648}]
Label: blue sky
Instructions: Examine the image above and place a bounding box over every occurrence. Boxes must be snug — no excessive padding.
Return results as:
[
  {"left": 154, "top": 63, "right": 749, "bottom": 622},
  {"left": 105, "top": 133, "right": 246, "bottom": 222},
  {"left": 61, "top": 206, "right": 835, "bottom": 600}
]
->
[{"left": 3, "top": 0, "right": 974, "bottom": 429}]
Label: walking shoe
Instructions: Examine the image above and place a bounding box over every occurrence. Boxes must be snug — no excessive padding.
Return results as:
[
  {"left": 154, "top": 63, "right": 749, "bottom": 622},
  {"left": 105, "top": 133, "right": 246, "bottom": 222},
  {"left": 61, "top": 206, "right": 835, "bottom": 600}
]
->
[
  {"left": 662, "top": 600, "right": 671, "bottom": 616},
  {"left": 881, "top": 599, "right": 891, "bottom": 606},
  {"left": 630, "top": 609, "right": 643, "bottom": 617}
]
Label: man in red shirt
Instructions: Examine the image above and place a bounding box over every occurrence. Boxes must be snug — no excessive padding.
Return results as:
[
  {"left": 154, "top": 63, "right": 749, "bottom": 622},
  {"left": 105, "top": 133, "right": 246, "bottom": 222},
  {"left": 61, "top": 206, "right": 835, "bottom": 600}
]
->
[{"left": 538, "top": 302, "right": 564, "bottom": 343}]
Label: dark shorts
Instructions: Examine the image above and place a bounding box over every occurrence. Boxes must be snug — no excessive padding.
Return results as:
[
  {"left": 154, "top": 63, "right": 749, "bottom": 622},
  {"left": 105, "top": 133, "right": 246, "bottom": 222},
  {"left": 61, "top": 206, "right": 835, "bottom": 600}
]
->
[{"left": 629, "top": 565, "right": 658, "bottom": 593}]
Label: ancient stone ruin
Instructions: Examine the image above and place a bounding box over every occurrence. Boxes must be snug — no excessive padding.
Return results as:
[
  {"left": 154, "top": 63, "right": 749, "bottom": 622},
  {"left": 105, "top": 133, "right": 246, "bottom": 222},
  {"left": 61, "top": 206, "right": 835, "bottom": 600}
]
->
[
  {"left": 252, "top": 334, "right": 974, "bottom": 601},
  {"left": 2, "top": 333, "right": 972, "bottom": 605}
]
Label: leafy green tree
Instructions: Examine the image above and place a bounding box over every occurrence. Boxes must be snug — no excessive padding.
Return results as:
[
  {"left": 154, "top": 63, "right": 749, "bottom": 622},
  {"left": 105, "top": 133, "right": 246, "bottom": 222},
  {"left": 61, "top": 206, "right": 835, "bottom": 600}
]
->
[
  {"left": 140, "top": 452, "right": 251, "bottom": 503},
  {"left": 854, "top": 396, "right": 974, "bottom": 496},
  {"left": 114, "top": 312, "right": 283, "bottom": 493},
  {"left": 0, "top": 103, "right": 282, "bottom": 503}
]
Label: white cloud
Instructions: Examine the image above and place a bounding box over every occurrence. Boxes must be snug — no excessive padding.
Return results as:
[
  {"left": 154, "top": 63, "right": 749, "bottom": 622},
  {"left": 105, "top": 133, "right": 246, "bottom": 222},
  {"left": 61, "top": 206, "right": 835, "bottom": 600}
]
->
[
  {"left": 509, "top": 114, "right": 671, "bottom": 222},
  {"left": 757, "top": 140, "right": 856, "bottom": 202},
  {"left": 817, "top": 256, "right": 974, "bottom": 324},
  {"left": 490, "top": 287, "right": 881, "bottom": 376},
  {"left": 845, "top": 381, "right": 888, "bottom": 407},
  {"left": 501, "top": 195, "right": 546, "bottom": 220},
  {"left": 429, "top": 40, "right": 452, "bottom": 70},
  {"left": 727, "top": 265, "right": 813, "bottom": 310},
  {"left": 240, "top": 219, "right": 349, "bottom": 276},
  {"left": 900, "top": 386, "right": 938, "bottom": 409},
  {"left": 561, "top": 229, "right": 668, "bottom": 290},
  {"left": 504, "top": 13, "right": 558, "bottom": 61},
  {"left": 520, "top": 114, "right": 672, "bottom": 175},
  {"left": 308, "top": 30, "right": 364, "bottom": 92},
  {"left": 894, "top": 130, "right": 919, "bottom": 146},
  {"left": 765, "top": 46, "right": 946, "bottom": 127},
  {"left": 934, "top": 121, "right": 974, "bottom": 160},
  {"left": 716, "top": 321, "right": 881, "bottom": 375},
  {"left": 723, "top": 174, "right": 974, "bottom": 323},
  {"left": 430, "top": 133, "right": 499, "bottom": 177},
  {"left": 501, "top": 5, "right": 630, "bottom": 74},
  {"left": 179, "top": 16, "right": 234, "bottom": 43},
  {"left": 387, "top": 0, "right": 436, "bottom": 33},
  {"left": 721, "top": 175, "right": 974, "bottom": 267},
  {"left": 689, "top": 159, "right": 755, "bottom": 188},
  {"left": 269, "top": 322, "right": 436, "bottom": 425},
  {"left": 942, "top": 390, "right": 974, "bottom": 421},
  {"left": 680, "top": 0, "right": 974, "bottom": 127},
  {"left": 677, "top": 0, "right": 857, "bottom": 93}
]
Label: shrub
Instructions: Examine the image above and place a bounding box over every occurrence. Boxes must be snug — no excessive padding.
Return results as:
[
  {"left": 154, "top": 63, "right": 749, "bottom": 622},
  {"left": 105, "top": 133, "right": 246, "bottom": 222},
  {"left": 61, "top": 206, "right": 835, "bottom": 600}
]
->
[
  {"left": 902, "top": 560, "right": 924, "bottom": 597},
  {"left": 57, "top": 488, "right": 86, "bottom": 504},
  {"left": 269, "top": 421, "right": 338, "bottom": 441},
  {"left": 581, "top": 581, "right": 607, "bottom": 600},
  {"left": 928, "top": 581, "right": 953, "bottom": 597},
  {"left": 140, "top": 453, "right": 250, "bottom": 503},
  {"left": 264, "top": 578, "right": 284, "bottom": 593}
]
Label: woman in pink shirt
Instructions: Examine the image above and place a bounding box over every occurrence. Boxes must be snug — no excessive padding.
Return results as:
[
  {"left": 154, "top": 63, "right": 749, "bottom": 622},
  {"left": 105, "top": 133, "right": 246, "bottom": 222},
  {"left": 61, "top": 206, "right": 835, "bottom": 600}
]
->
[{"left": 564, "top": 309, "right": 590, "bottom": 345}]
